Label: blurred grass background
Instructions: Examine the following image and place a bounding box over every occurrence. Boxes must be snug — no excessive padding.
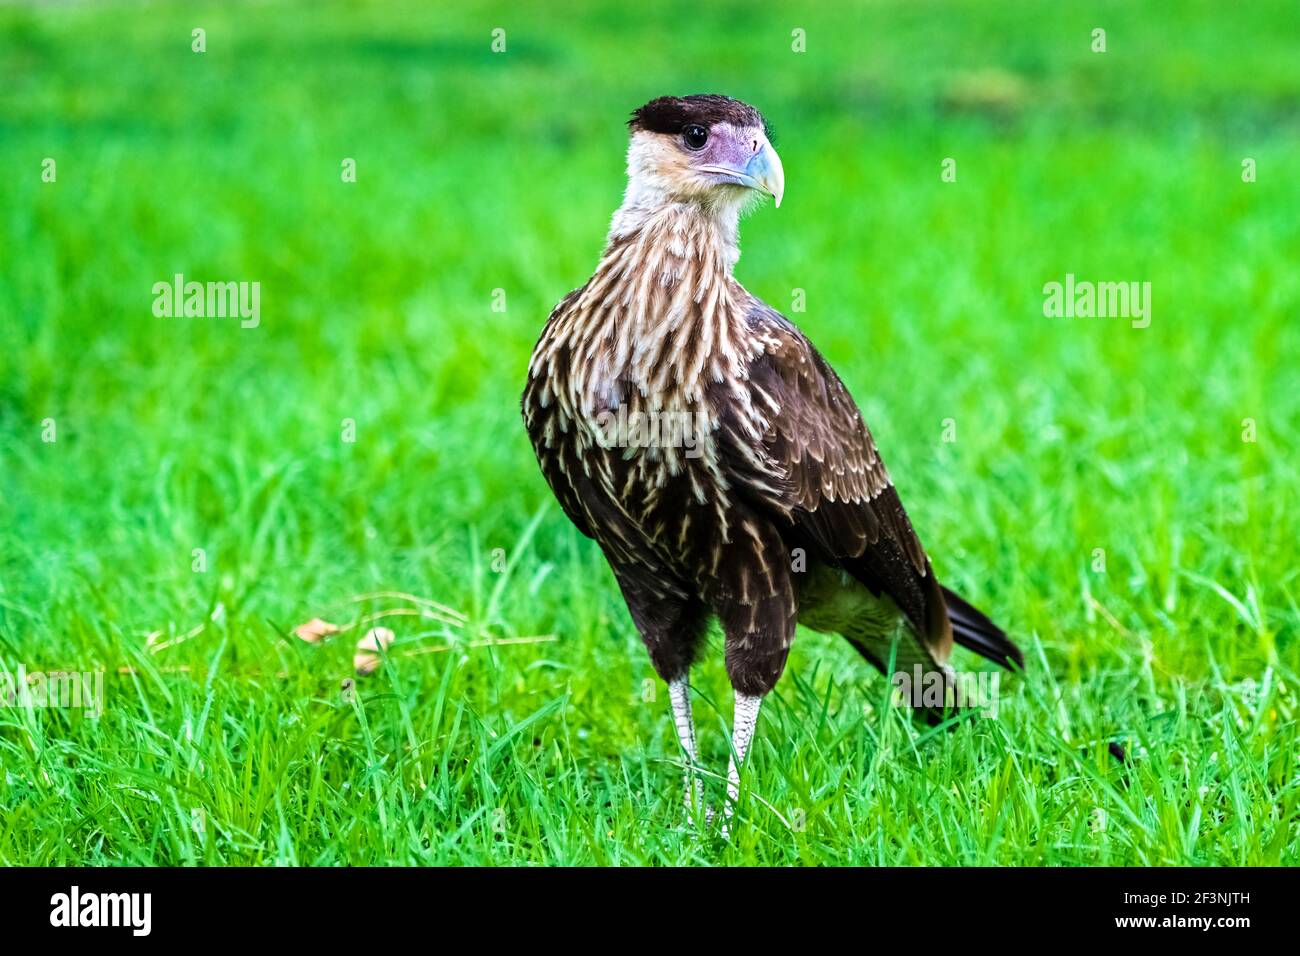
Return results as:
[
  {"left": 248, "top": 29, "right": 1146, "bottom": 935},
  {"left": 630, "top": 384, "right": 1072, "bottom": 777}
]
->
[{"left": 0, "top": 0, "right": 1297, "bottom": 864}]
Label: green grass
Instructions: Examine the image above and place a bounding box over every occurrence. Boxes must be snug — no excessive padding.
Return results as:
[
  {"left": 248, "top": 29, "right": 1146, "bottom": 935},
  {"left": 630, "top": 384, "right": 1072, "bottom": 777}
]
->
[{"left": 1, "top": 0, "right": 1297, "bottom": 865}]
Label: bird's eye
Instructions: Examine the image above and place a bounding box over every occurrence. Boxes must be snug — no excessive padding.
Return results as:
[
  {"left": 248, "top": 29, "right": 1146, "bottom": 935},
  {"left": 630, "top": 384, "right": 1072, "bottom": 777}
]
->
[{"left": 682, "top": 125, "right": 708, "bottom": 150}]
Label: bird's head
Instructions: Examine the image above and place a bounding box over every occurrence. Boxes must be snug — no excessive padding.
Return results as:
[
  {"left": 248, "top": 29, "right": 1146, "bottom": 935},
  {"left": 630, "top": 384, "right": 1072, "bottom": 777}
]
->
[{"left": 623, "top": 94, "right": 784, "bottom": 215}]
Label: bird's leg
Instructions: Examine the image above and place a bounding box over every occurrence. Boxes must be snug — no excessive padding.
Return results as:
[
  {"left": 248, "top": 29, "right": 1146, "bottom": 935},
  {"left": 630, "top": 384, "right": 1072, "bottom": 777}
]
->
[
  {"left": 722, "top": 690, "right": 763, "bottom": 837},
  {"left": 668, "top": 676, "right": 707, "bottom": 819}
]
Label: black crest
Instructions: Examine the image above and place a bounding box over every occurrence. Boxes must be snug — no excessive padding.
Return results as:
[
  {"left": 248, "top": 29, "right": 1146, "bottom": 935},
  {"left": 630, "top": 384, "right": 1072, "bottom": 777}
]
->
[{"left": 628, "top": 94, "right": 767, "bottom": 137}]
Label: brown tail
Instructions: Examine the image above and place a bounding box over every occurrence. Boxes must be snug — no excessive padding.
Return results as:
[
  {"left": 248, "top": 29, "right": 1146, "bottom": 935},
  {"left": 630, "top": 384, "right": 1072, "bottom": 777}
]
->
[{"left": 941, "top": 586, "right": 1023, "bottom": 671}]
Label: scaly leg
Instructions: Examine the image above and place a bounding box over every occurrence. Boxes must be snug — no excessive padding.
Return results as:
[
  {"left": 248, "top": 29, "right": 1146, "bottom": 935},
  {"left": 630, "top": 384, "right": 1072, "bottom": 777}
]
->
[
  {"left": 722, "top": 690, "right": 763, "bottom": 837},
  {"left": 668, "top": 676, "right": 707, "bottom": 819}
]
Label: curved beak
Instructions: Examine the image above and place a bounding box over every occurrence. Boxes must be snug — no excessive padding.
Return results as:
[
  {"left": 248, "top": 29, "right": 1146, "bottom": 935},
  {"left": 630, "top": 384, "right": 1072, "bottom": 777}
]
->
[
  {"left": 699, "top": 137, "right": 786, "bottom": 209},
  {"left": 742, "top": 139, "right": 785, "bottom": 208}
]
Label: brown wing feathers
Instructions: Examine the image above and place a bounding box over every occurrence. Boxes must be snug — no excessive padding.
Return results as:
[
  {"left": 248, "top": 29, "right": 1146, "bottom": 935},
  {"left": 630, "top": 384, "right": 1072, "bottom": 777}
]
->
[
  {"left": 720, "top": 302, "right": 1019, "bottom": 672},
  {"left": 716, "top": 307, "right": 943, "bottom": 645}
]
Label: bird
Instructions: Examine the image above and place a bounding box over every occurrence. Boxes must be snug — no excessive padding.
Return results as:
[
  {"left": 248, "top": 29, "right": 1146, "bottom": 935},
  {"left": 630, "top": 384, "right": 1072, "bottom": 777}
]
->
[{"left": 522, "top": 93, "right": 1023, "bottom": 828}]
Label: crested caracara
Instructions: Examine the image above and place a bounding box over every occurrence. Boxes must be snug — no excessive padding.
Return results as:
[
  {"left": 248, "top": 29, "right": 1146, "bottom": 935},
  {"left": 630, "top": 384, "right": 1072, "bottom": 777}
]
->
[{"left": 522, "top": 94, "right": 1022, "bottom": 828}]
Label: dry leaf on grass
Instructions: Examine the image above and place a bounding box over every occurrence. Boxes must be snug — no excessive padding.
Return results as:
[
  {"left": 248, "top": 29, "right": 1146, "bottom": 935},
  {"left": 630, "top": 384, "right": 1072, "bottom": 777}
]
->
[
  {"left": 294, "top": 618, "right": 341, "bottom": 643},
  {"left": 353, "top": 626, "right": 395, "bottom": 676}
]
